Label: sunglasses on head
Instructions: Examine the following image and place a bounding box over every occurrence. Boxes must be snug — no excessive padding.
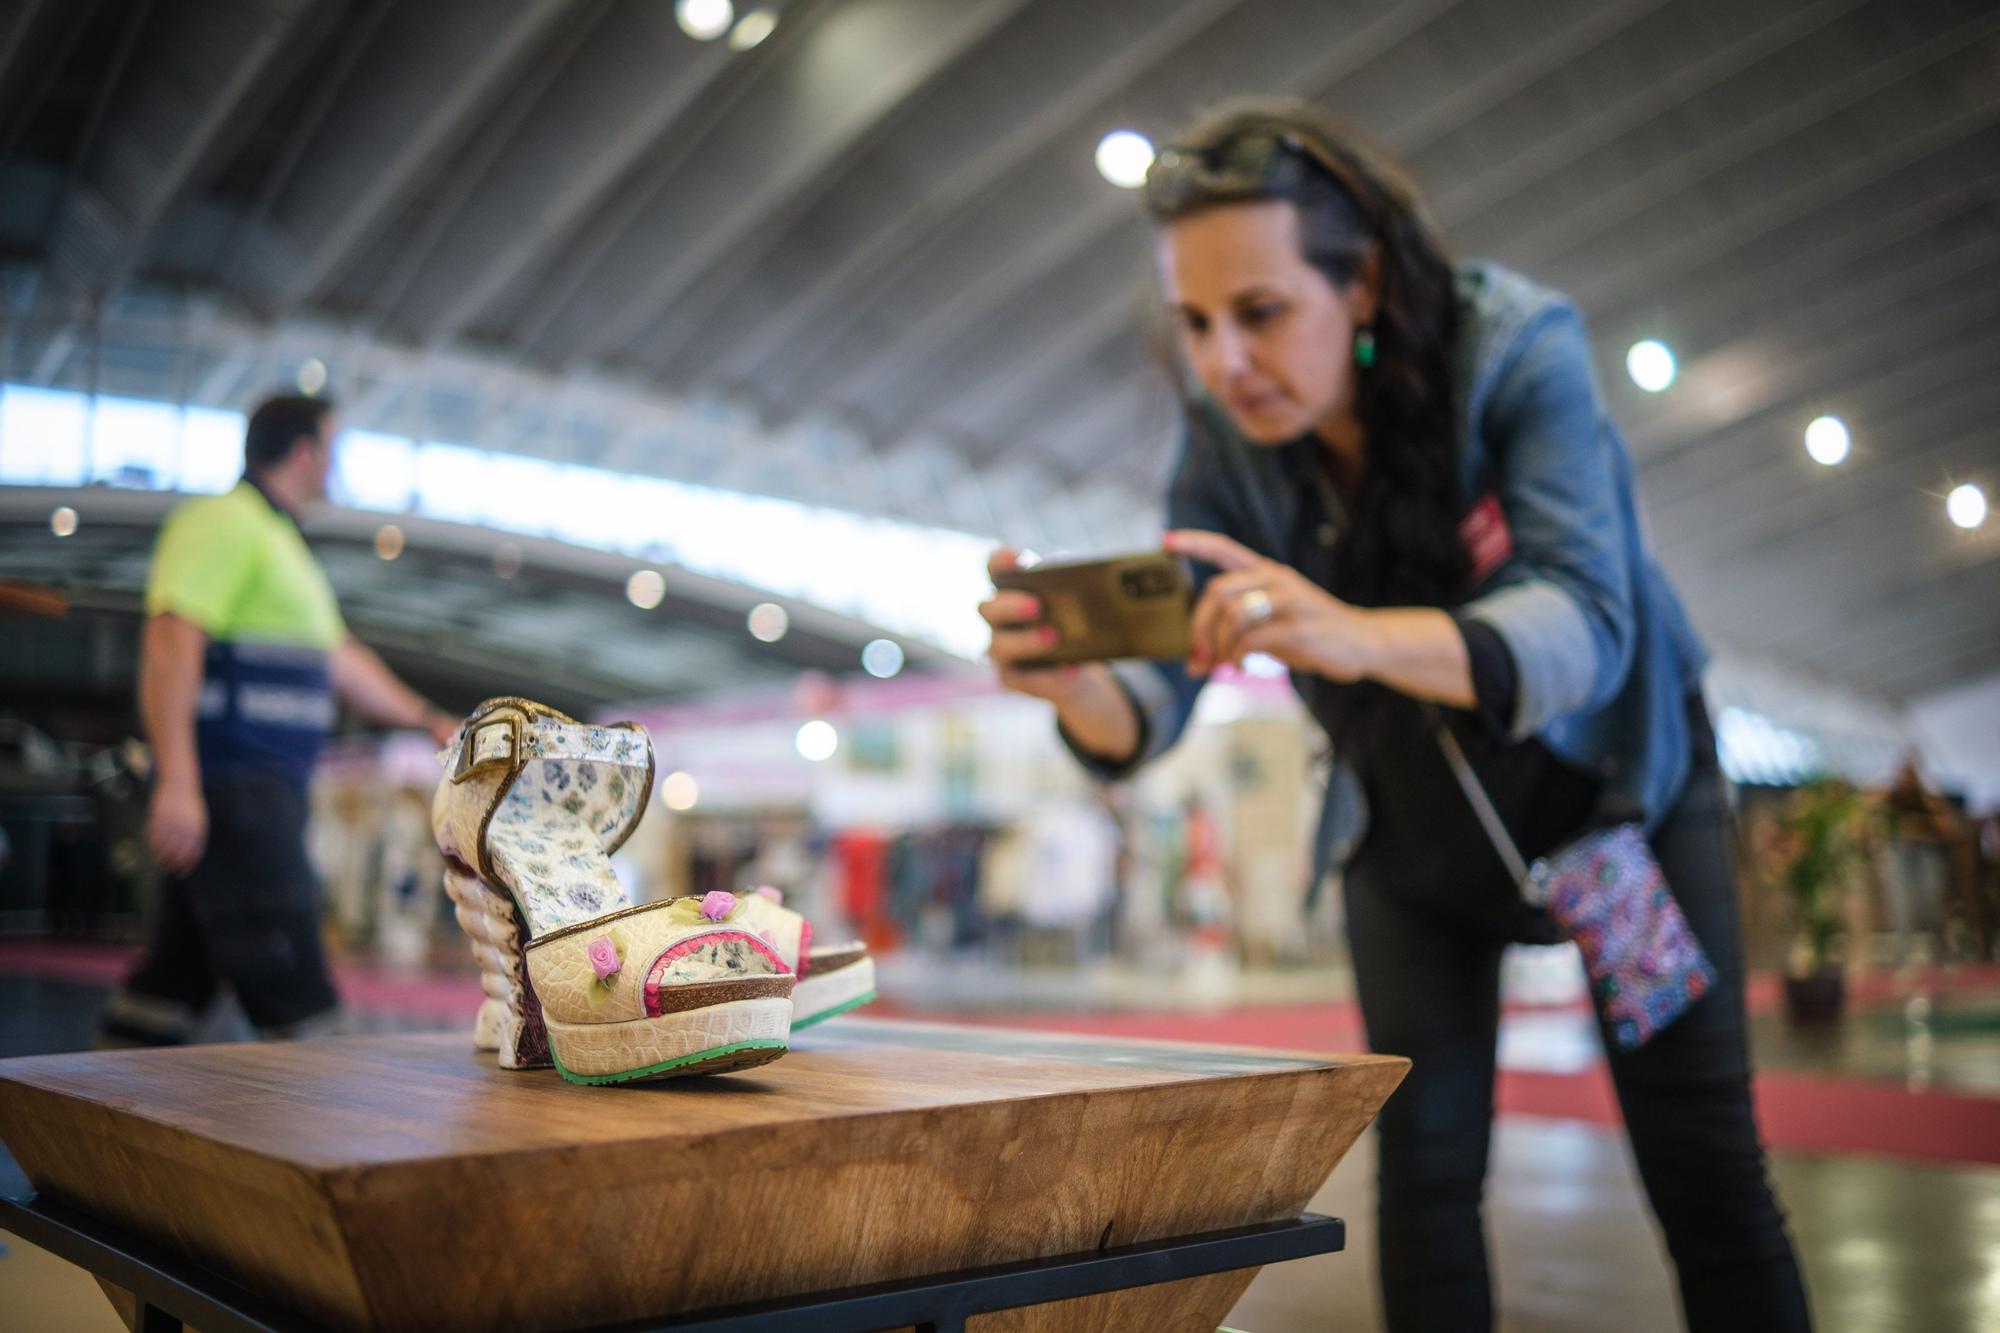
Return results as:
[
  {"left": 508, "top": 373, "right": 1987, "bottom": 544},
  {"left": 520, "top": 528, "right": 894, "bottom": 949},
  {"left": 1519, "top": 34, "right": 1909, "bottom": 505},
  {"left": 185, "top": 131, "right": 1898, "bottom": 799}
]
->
[{"left": 1144, "top": 128, "right": 1357, "bottom": 215}]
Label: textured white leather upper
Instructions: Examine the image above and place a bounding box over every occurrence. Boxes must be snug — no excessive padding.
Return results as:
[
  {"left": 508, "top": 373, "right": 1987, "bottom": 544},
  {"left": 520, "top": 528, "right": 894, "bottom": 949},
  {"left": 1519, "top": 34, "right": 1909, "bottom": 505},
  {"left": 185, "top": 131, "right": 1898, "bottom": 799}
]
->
[
  {"left": 527, "top": 899, "right": 792, "bottom": 1025},
  {"left": 734, "top": 894, "right": 807, "bottom": 967}
]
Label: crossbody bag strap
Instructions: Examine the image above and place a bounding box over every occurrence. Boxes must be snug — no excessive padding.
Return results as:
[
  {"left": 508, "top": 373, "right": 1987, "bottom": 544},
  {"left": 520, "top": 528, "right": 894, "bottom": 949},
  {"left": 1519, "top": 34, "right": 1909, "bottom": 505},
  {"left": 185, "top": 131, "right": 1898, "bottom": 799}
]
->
[{"left": 1425, "top": 704, "right": 1531, "bottom": 890}]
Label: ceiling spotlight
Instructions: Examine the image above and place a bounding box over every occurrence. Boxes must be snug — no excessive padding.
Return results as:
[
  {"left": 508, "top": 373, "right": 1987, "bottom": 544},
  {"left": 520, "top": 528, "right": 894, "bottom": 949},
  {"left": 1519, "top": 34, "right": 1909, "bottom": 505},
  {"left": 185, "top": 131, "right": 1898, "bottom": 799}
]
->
[
  {"left": 795, "top": 719, "right": 838, "bottom": 763},
  {"left": 675, "top": 0, "right": 733, "bottom": 41},
  {"left": 492, "top": 542, "right": 523, "bottom": 579},
  {"left": 728, "top": 7, "right": 776, "bottom": 50},
  {"left": 1947, "top": 483, "right": 1987, "bottom": 530},
  {"left": 1625, "top": 340, "right": 1675, "bottom": 393},
  {"left": 747, "top": 602, "right": 789, "bottom": 643},
  {"left": 1804, "top": 415, "right": 1850, "bottom": 466},
  {"left": 659, "top": 771, "right": 699, "bottom": 811},
  {"left": 49, "top": 505, "right": 78, "bottom": 538},
  {"left": 297, "top": 358, "right": 328, "bottom": 396},
  {"left": 861, "top": 638, "right": 904, "bottom": 679},
  {"left": 1095, "top": 129, "right": 1155, "bottom": 189},
  {"left": 374, "top": 524, "right": 405, "bottom": 560},
  {"left": 626, "top": 568, "right": 666, "bottom": 609}
]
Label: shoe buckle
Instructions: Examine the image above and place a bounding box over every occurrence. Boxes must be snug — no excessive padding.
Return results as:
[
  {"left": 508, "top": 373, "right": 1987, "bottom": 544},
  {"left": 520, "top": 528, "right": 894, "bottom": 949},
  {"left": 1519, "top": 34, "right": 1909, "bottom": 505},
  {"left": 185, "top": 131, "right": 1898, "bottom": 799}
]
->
[{"left": 452, "top": 709, "right": 524, "bottom": 784}]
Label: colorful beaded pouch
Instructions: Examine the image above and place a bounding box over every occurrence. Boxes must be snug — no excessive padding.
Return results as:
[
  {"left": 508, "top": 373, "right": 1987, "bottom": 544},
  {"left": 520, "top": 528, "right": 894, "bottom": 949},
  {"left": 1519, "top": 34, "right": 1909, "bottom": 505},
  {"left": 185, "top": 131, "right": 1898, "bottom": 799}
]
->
[{"left": 1435, "top": 726, "right": 1716, "bottom": 1050}]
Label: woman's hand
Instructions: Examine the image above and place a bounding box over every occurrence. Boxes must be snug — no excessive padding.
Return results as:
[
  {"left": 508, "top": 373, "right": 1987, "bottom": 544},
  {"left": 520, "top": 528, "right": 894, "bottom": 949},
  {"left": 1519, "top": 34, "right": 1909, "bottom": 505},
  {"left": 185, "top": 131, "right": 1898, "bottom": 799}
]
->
[
  {"left": 1167, "top": 529, "right": 1380, "bottom": 681},
  {"left": 980, "top": 548, "right": 1141, "bottom": 764},
  {"left": 979, "top": 548, "right": 1090, "bottom": 705}
]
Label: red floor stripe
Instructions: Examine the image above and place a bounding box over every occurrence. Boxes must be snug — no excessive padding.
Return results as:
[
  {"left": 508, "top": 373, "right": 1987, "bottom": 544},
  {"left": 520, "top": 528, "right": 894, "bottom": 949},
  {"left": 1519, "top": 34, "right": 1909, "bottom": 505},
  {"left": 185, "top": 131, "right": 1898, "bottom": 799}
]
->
[
  {"left": 0, "top": 940, "right": 130, "bottom": 987},
  {"left": 1751, "top": 1071, "right": 2000, "bottom": 1167},
  {"left": 1496, "top": 1066, "right": 2000, "bottom": 1167},
  {"left": 0, "top": 939, "right": 489, "bottom": 1019}
]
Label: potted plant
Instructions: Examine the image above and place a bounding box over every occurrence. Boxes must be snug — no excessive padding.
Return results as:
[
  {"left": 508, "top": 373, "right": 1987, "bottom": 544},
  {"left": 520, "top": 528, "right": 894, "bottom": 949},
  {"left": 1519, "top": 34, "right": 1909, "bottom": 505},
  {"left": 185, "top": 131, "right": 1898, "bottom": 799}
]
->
[{"left": 1755, "top": 778, "right": 1875, "bottom": 1022}]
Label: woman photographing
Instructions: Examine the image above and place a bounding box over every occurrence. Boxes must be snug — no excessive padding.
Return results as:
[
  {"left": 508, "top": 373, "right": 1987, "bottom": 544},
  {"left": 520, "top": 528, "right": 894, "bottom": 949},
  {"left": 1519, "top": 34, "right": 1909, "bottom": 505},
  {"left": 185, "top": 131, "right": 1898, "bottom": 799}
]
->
[{"left": 980, "top": 99, "right": 1810, "bottom": 1331}]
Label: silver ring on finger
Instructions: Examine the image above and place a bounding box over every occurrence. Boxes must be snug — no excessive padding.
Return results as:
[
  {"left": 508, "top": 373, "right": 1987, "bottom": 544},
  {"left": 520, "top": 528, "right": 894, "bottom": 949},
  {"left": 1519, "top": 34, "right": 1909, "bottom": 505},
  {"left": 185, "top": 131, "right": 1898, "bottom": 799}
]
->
[{"left": 1236, "top": 587, "right": 1275, "bottom": 627}]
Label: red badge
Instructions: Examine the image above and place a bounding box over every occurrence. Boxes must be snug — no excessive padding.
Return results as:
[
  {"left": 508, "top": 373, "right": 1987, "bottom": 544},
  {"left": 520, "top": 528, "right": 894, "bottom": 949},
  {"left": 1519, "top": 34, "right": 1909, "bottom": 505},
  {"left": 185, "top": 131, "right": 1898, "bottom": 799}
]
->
[{"left": 1459, "top": 493, "right": 1514, "bottom": 583}]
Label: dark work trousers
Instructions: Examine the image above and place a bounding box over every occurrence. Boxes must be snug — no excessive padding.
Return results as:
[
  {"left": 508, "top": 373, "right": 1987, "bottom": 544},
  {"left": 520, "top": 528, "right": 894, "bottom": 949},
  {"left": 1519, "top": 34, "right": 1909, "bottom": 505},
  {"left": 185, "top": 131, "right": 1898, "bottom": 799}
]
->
[
  {"left": 1344, "top": 712, "right": 1812, "bottom": 1332},
  {"left": 99, "top": 772, "right": 339, "bottom": 1044}
]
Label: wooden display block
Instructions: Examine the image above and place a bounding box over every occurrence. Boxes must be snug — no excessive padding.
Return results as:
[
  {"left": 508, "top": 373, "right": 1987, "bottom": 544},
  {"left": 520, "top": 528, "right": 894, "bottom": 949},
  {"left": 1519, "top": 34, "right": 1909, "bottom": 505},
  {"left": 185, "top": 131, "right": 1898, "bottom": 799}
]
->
[{"left": 0, "top": 1019, "right": 1405, "bottom": 1331}]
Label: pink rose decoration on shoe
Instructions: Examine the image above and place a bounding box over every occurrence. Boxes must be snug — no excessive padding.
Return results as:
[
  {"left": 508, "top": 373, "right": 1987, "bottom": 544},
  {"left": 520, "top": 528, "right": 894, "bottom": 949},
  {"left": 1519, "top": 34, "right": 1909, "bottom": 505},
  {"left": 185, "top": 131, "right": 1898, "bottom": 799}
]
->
[
  {"left": 699, "top": 890, "right": 737, "bottom": 922},
  {"left": 584, "top": 929, "right": 627, "bottom": 1010},
  {"left": 587, "top": 934, "right": 621, "bottom": 981},
  {"left": 753, "top": 885, "right": 784, "bottom": 904}
]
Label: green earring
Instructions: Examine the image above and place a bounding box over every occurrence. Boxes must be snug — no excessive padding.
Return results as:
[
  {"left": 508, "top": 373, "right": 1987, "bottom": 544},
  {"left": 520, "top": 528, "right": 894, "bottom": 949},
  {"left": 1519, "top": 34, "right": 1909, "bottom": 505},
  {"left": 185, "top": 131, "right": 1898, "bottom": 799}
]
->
[{"left": 1354, "top": 327, "right": 1377, "bottom": 369}]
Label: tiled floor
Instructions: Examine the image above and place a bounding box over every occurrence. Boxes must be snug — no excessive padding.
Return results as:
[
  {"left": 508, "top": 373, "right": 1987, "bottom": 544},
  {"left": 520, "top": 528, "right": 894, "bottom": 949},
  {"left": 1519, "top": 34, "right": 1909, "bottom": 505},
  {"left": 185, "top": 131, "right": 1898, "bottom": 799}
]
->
[{"left": 2, "top": 952, "right": 1998, "bottom": 1331}]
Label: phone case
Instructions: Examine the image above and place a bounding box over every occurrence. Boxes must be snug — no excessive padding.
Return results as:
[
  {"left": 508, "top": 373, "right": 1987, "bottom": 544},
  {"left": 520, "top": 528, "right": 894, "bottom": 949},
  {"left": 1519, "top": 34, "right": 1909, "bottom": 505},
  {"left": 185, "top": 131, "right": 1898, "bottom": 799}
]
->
[{"left": 992, "top": 551, "right": 1193, "bottom": 664}]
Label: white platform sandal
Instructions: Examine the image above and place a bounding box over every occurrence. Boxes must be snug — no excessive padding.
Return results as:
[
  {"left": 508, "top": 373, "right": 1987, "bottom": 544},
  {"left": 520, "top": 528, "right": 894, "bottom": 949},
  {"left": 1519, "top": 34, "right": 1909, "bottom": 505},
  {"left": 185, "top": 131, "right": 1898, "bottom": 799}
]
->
[{"left": 432, "top": 698, "right": 794, "bottom": 1084}]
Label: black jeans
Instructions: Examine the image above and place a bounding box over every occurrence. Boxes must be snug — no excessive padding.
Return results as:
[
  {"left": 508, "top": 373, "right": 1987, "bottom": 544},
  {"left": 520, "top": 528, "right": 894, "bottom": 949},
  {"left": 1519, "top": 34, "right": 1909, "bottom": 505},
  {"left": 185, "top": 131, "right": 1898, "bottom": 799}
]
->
[
  {"left": 1345, "top": 724, "right": 1811, "bottom": 1331},
  {"left": 100, "top": 772, "right": 338, "bottom": 1044}
]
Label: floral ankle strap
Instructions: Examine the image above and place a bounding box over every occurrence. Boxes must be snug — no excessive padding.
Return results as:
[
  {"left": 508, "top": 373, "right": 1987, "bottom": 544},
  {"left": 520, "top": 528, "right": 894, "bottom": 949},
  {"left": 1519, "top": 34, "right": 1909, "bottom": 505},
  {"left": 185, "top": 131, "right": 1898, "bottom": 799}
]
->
[
  {"left": 438, "top": 699, "right": 656, "bottom": 882},
  {"left": 444, "top": 699, "right": 651, "bottom": 786}
]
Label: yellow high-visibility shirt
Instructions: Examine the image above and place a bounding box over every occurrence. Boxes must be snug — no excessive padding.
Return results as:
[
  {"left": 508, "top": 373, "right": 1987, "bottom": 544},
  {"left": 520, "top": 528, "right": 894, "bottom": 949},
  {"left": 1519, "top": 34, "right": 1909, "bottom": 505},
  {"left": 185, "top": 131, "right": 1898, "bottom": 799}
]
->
[{"left": 145, "top": 481, "right": 345, "bottom": 649}]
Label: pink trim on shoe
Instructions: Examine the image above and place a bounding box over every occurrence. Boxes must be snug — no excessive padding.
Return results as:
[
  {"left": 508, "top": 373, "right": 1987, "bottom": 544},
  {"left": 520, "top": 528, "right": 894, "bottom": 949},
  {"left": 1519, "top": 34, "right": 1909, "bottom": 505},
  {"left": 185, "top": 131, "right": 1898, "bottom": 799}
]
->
[{"left": 642, "top": 930, "right": 793, "bottom": 1018}]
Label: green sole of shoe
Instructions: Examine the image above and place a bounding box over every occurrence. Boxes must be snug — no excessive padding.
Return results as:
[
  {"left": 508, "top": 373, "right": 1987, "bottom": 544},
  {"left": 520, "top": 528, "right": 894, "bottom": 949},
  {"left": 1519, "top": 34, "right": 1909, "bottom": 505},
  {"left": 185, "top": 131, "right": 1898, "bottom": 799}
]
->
[{"left": 792, "top": 990, "right": 878, "bottom": 1031}]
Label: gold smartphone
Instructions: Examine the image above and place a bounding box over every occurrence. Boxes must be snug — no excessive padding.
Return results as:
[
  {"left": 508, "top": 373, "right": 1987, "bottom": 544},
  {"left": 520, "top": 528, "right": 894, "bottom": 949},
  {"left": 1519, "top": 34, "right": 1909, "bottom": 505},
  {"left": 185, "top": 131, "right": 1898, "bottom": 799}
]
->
[{"left": 991, "top": 550, "right": 1194, "bottom": 664}]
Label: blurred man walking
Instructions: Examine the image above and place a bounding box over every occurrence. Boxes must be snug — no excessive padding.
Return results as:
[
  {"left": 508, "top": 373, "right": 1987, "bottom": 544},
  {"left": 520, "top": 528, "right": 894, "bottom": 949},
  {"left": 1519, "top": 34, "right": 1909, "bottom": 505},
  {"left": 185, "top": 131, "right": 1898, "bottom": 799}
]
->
[{"left": 99, "top": 394, "right": 455, "bottom": 1046}]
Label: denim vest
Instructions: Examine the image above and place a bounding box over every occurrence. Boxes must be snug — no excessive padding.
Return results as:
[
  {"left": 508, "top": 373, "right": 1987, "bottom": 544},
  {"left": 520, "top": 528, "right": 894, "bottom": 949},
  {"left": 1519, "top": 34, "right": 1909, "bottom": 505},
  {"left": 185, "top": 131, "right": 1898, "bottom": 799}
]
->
[{"left": 1068, "top": 261, "right": 1709, "bottom": 876}]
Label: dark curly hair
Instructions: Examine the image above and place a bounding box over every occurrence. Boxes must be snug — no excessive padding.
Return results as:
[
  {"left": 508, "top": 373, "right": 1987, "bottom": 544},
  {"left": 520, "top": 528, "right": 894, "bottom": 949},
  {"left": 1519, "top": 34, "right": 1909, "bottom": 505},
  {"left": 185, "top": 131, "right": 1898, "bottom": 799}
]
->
[{"left": 1142, "top": 98, "right": 1469, "bottom": 614}]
